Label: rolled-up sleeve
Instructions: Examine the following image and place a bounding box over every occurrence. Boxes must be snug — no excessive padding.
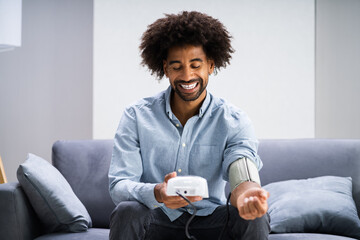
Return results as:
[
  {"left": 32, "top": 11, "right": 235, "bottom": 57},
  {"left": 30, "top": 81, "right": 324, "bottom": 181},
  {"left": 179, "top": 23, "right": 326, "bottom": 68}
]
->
[
  {"left": 108, "top": 107, "right": 163, "bottom": 209},
  {"left": 222, "top": 110, "right": 262, "bottom": 182}
]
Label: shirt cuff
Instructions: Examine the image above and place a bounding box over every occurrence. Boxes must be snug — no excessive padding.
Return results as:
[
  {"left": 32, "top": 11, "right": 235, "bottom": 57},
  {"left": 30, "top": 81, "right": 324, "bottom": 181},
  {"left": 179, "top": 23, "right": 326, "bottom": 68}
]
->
[{"left": 139, "top": 183, "right": 164, "bottom": 209}]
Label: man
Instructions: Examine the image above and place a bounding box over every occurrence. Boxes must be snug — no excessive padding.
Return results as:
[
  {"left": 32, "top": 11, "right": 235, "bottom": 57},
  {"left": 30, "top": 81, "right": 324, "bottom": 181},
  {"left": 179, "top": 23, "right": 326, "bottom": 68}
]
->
[{"left": 109, "top": 11, "right": 270, "bottom": 240}]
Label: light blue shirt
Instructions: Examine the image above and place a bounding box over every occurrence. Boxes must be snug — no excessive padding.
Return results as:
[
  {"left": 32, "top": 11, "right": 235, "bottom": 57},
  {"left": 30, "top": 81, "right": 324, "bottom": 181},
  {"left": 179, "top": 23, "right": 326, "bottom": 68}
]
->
[{"left": 109, "top": 86, "right": 262, "bottom": 221}]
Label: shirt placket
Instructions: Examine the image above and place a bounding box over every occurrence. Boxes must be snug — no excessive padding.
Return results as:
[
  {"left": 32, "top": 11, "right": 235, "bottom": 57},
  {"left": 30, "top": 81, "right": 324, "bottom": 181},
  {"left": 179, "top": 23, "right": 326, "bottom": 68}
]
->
[{"left": 174, "top": 117, "right": 198, "bottom": 176}]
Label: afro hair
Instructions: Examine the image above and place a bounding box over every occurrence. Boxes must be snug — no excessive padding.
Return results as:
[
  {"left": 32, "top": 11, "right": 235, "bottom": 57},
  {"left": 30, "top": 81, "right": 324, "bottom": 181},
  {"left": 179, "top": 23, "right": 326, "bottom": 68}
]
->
[{"left": 139, "top": 11, "right": 234, "bottom": 79}]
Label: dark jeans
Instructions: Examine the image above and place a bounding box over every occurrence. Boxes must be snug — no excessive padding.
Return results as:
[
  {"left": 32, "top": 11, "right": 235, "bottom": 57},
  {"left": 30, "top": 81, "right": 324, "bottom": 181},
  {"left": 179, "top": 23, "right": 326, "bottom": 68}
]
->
[{"left": 110, "top": 201, "right": 270, "bottom": 240}]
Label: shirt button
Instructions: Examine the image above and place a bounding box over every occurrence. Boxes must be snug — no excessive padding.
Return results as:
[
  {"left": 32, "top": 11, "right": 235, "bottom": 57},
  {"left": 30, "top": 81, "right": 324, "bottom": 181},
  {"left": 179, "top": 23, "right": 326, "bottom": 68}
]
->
[
  {"left": 176, "top": 124, "right": 180, "bottom": 127},
  {"left": 182, "top": 143, "right": 186, "bottom": 147},
  {"left": 178, "top": 169, "right": 182, "bottom": 173}
]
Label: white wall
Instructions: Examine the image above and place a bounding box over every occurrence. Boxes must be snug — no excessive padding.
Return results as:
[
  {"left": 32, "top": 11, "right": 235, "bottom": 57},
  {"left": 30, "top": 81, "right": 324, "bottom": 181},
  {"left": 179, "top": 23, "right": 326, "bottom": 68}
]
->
[
  {"left": 0, "top": 0, "right": 93, "bottom": 182},
  {"left": 316, "top": 0, "right": 360, "bottom": 138},
  {"left": 94, "top": 0, "right": 315, "bottom": 139}
]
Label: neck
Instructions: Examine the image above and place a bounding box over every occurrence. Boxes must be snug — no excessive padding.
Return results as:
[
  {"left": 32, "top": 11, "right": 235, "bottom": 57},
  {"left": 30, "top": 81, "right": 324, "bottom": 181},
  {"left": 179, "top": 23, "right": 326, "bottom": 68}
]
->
[{"left": 171, "top": 90, "right": 206, "bottom": 126}]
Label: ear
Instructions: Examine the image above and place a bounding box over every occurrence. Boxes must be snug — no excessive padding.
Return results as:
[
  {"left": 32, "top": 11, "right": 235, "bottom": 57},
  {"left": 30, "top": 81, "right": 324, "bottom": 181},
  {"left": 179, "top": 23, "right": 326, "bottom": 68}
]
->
[
  {"left": 163, "top": 60, "right": 168, "bottom": 77},
  {"left": 208, "top": 59, "right": 215, "bottom": 75}
]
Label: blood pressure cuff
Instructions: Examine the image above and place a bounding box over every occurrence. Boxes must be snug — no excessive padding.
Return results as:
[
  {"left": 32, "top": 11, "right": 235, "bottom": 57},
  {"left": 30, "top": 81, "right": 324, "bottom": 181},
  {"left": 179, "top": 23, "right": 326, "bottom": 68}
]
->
[{"left": 229, "top": 158, "right": 261, "bottom": 192}]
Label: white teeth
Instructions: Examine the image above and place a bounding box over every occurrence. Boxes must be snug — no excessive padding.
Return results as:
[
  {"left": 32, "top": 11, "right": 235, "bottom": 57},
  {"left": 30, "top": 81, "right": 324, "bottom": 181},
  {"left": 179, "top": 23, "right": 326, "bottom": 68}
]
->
[{"left": 181, "top": 83, "right": 197, "bottom": 90}]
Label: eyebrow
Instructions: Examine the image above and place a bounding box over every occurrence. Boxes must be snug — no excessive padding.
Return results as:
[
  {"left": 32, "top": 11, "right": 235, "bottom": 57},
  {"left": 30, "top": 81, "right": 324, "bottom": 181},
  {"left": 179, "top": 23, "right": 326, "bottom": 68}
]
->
[{"left": 169, "top": 58, "right": 203, "bottom": 65}]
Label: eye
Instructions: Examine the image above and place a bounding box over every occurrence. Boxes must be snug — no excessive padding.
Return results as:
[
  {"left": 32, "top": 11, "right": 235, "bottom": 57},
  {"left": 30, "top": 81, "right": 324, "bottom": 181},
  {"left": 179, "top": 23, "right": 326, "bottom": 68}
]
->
[
  {"left": 172, "top": 64, "right": 182, "bottom": 71},
  {"left": 191, "top": 65, "right": 200, "bottom": 69}
]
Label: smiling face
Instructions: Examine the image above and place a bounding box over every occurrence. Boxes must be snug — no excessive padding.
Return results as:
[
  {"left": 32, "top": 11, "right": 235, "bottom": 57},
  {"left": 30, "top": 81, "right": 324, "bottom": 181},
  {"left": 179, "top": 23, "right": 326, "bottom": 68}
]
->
[{"left": 163, "top": 45, "right": 215, "bottom": 104}]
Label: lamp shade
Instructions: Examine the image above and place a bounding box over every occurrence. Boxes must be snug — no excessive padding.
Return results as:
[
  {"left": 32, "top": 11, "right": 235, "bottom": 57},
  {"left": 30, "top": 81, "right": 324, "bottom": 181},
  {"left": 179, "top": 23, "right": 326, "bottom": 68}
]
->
[{"left": 0, "top": 0, "right": 22, "bottom": 52}]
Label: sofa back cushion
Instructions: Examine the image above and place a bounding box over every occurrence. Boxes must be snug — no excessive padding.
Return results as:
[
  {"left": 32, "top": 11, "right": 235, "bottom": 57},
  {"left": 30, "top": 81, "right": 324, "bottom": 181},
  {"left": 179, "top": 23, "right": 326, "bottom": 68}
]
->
[
  {"left": 258, "top": 139, "right": 360, "bottom": 216},
  {"left": 52, "top": 138, "right": 360, "bottom": 228},
  {"left": 52, "top": 140, "right": 115, "bottom": 228}
]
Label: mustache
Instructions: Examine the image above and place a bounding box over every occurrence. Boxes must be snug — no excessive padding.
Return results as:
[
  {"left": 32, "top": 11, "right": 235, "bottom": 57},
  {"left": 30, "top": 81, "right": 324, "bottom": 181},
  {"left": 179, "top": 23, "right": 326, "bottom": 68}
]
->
[{"left": 174, "top": 78, "right": 202, "bottom": 85}]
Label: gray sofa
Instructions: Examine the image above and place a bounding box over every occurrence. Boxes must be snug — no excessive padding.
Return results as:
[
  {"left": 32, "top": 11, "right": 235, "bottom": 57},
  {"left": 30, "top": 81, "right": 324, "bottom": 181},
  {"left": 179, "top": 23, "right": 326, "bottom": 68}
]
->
[{"left": 0, "top": 139, "right": 359, "bottom": 240}]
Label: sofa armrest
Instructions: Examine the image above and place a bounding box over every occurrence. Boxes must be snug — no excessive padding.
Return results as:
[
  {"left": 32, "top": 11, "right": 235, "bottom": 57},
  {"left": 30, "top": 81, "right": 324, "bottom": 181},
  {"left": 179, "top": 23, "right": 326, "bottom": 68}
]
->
[{"left": 0, "top": 182, "right": 42, "bottom": 240}]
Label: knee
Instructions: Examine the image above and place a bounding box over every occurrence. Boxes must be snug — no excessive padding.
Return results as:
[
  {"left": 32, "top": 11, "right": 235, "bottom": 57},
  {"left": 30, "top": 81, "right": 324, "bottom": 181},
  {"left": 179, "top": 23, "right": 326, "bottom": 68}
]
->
[
  {"left": 111, "top": 201, "right": 148, "bottom": 222},
  {"left": 109, "top": 201, "right": 150, "bottom": 240},
  {"left": 248, "top": 213, "right": 270, "bottom": 229},
  {"left": 229, "top": 208, "right": 270, "bottom": 238},
  {"left": 244, "top": 214, "right": 270, "bottom": 239},
  {"left": 230, "top": 206, "right": 269, "bottom": 225},
  {"left": 235, "top": 212, "right": 270, "bottom": 229}
]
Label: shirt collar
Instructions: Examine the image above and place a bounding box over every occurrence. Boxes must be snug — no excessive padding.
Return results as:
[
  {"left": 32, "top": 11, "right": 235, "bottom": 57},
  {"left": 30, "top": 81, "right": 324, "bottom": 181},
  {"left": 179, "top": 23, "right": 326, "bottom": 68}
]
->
[
  {"left": 165, "top": 86, "right": 174, "bottom": 119},
  {"left": 165, "top": 86, "right": 212, "bottom": 119},
  {"left": 199, "top": 90, "right": 211, "bottom": 118}
]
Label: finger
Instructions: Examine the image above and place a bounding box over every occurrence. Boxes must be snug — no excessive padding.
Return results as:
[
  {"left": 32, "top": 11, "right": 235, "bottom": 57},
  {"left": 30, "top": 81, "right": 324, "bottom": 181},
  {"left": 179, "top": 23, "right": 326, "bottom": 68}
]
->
[
  {"left": 163, "top": 197, "right": 187, "bottom": 207},
  {"left": 185, "top": 196, "right": 203, "bottom": 202},
  {"left": 164, "top": 195, "right": 200, "bottom": 209},
  {"left": 164, "top": 172, "right": 177, "bottom": 183},
  {"left": 244, "top": 198, "right": 258, "bottom": 220},
  {"left": 242, "top": 198, "right": 251, "bottom": 216},
  {"left": 239, "top": 204, "right": 253, "bottom": 220},
  {"left": 239, "top": 204, "right": 246, "bottom": 218},
  {"left": 248, "top": 189, "right": 269, "bottom": 202},
  {"left": 257, "top": 189, "right": 270, "bottom": 201},
  {"left": 162, "top": 192, "right": 202, "bottom": 203},
  {"left": 247, "top": 197, "right": 259, "bottom": 216},
  {"left": 160, "top": 187, "right": 182, "bottom": 203},
  {"left": 162, "top": 195, "right": 183, "bottom": 203},
  {"left": 252, "top": 197, "right": 268, "bottom": 216},
  {"left": 165, "top": 201, "right": 190, "bottom": 209}
]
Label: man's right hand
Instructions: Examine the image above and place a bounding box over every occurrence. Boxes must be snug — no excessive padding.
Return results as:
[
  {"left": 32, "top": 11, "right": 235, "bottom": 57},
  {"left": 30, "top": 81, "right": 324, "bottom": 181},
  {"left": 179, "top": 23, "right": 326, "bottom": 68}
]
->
[{"left": 154, "top": 172, "right": 203, "bottom": 209}]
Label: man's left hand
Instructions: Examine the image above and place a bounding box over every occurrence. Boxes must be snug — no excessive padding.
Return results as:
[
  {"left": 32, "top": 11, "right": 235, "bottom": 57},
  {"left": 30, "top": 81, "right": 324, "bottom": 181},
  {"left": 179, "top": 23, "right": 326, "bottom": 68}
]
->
[
  {"left": 231, "top": 182, "right": 269, "bottom": 220},
  {"left": 236, "top": 187, "right": 269, "bottom": 220}
]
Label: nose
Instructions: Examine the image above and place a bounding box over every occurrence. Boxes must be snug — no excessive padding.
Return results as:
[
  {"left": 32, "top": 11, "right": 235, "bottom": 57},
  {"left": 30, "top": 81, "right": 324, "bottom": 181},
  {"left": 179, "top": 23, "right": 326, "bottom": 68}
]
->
[{"left": 180, "top": 66, "right": 194, "bottom": 82}]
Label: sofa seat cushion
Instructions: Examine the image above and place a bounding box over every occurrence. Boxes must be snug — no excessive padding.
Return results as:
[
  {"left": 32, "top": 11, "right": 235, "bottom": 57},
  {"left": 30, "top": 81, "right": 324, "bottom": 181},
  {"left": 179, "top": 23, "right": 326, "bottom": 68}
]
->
[
  {"left": 34, "top": 228, "right": 109, "bottom": 240},
  {"left": 269, "top": 233, "right": 357, "bottom": 240},
  {"left": 34, "top": 231, "right": 356, "bottom": 240}
]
